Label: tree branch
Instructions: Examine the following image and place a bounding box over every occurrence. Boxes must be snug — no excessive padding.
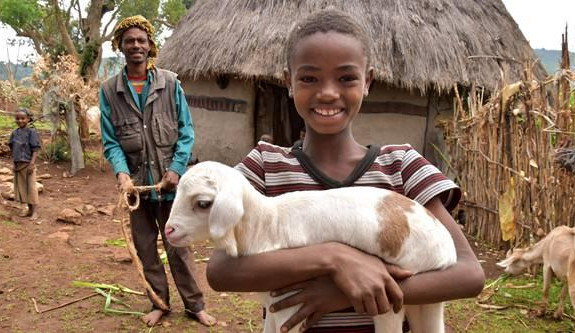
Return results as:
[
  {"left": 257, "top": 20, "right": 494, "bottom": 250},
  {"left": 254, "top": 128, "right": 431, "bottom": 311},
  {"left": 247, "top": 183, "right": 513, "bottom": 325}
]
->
[
  {"left": 102, "top": 8, "right": 120, "bottom": 41},
  {"left": 48, "top": 0, "right": 79, "bottom": 59}
]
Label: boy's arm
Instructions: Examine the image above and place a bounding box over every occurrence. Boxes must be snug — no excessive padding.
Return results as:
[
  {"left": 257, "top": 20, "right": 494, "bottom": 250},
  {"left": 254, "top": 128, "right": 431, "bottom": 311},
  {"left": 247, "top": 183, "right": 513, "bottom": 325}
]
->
[
  {"left": 208, "top": 241, "right": 405, "bottom": 313},
  {"left": 399, "top": 196, "right": 485, "bottom": 303}
]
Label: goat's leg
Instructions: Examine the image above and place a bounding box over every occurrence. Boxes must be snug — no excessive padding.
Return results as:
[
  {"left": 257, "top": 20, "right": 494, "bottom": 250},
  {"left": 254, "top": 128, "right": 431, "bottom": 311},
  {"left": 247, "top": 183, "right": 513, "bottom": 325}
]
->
[
  {"left": 372, "top": 310, "right": 404, "bottom": 333},
  {"left": 404, "top": 303, "right": 445, "bottom": 333},
  {"left": 553, "top": 283, "right": 568, "bottom": 319},
  {"left": 540, "top": 263, "right": 553, "bottom": 315}
]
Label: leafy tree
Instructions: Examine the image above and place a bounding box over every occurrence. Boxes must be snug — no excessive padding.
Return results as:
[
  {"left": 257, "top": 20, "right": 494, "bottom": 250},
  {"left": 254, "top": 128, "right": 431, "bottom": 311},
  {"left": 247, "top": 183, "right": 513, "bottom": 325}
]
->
[{"left": 0, "top": 0, "right": 190, "bottom": 82}]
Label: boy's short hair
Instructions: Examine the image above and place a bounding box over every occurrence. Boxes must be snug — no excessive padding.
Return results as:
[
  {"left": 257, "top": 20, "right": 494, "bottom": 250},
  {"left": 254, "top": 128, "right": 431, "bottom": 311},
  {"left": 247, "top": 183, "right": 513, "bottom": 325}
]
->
[
  {"left": 285, "top": 9, "right": 372, "bottom": 70},
  {"left": 16, "top": 107, "right": 33, "bottom": 120}
]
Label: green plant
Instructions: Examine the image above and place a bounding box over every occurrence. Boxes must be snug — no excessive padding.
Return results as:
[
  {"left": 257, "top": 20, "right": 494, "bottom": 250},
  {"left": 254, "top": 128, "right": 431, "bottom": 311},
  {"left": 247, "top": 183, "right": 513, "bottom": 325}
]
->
[{"left": 43, "top": 137, "right": 70, "bottom": 161}]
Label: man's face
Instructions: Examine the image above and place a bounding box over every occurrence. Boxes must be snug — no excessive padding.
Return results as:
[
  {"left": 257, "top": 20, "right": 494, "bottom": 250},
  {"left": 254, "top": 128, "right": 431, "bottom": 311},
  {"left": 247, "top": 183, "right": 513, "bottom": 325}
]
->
[{"left": 120, "top": 27, "right": 150, "bottom": 65}]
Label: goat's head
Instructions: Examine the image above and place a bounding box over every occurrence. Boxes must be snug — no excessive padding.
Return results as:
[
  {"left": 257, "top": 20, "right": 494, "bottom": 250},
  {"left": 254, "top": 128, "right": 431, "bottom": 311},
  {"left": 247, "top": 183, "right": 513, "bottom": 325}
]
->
[
  {"left": 496, "top": 248, "right": 531, "bottom": 275},
  {"left": 165, "top": 161, "right": 247, "bottom": 256}
]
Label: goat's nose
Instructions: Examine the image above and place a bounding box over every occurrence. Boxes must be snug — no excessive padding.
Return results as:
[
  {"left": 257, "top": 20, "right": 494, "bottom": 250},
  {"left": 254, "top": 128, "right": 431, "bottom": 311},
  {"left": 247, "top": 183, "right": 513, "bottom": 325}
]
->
[{"left": 165, "top": 226, "right": 175, "bottom": 236}]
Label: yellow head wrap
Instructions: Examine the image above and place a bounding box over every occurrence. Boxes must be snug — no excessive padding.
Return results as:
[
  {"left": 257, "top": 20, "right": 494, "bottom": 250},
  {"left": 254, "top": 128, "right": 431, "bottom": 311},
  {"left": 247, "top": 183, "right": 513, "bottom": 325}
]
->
[{"left": 111, "top": 15, "right": 158, "bottom": 67}]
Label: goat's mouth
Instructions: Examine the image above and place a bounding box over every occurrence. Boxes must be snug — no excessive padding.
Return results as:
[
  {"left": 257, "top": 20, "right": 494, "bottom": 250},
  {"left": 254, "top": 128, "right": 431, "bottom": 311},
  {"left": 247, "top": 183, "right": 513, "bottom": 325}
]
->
[{"left": 164, "top": 226, "right": 189, "bottom": 247}]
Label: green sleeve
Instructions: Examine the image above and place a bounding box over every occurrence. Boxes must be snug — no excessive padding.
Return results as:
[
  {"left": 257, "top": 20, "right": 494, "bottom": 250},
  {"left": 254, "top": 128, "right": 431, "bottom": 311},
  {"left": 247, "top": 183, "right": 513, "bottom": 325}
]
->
[{"left": 168, "top": 80, "right": 194, "bottom": 176}]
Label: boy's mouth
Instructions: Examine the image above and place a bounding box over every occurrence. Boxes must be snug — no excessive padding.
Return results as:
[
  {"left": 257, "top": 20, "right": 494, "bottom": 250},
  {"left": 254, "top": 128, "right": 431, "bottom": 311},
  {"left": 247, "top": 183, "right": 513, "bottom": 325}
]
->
[{"left": 312, "top": 108, "right": 344, "bottom": 116}]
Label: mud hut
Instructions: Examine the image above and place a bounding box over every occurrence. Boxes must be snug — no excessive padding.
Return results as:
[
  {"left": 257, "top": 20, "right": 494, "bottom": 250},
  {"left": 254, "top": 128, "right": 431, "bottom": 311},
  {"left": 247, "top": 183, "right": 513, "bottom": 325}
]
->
[{"left": 158, "top": 0, "right": 545, "bottom": 166}]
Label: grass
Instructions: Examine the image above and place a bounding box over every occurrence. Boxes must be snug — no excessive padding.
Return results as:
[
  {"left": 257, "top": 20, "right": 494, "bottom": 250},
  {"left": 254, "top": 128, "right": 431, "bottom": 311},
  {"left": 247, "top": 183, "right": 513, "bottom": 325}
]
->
[
  {"left": 1, "top": 220, "right": 18, "bottom": 227},
  {"left": 446, "top": 274, "right": 575, "bottom": 332},
  {"left": 0, "top": 114, "right": 52, "bottom": 131}
]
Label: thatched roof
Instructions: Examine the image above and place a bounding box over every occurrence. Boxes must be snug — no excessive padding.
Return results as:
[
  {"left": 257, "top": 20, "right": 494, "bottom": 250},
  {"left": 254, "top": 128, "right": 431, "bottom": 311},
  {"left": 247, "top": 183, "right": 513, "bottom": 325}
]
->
[{"left": 158, "top": 0, "right": 546, "bottom": 93}]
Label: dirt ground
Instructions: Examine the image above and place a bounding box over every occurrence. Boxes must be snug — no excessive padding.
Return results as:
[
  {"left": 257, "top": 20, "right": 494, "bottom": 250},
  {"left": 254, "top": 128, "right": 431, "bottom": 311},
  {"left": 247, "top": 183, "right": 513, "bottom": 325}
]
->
[{"left": 0, "top": 154, "right": 506, "bottom": 333}]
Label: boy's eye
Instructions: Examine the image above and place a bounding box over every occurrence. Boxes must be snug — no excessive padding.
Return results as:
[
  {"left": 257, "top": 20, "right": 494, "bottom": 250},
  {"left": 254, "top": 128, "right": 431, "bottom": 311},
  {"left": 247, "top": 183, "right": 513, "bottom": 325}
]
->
[
  {"left": 340, "top": 75, "right": 358, "bottom": 82},
  {"left": 299, "top": 76, "right": 317, "bottom": 83}
]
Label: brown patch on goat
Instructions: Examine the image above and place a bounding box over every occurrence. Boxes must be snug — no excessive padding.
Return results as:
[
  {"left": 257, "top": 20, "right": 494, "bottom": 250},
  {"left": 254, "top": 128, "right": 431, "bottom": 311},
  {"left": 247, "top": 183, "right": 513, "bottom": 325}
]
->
[{"left": 377, "top": 193, "right": 412, "bottom": 258}]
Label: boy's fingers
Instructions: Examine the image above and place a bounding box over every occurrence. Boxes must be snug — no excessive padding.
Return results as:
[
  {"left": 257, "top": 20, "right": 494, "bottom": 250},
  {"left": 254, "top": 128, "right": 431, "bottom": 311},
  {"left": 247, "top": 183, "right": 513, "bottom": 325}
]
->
[
  {"left": 270, "top": 291, "right": 303, "bottom": 312},
  {"left": 271, "top": 282, "right": 307, "bottom": 297},
  {"left": 363, "top": 296, "right": 379, "bottom": 316},
  {"left": 386, "top": 264, "right": 413, "bottom": 280},
  {"left": 303, "top": 312, "right": 323, "bottom": 330},
  {"left": 350, "top": 297, "right": 366, "bottom": 314},
  {"left": 386, "top": 282, "right": 404, "bottom": 313},
  {"left": 375, "top": 291, "right": 391, "bottom": 314},
  {"left": 281, "top": 305, "right": 311, "bottom": 332}
]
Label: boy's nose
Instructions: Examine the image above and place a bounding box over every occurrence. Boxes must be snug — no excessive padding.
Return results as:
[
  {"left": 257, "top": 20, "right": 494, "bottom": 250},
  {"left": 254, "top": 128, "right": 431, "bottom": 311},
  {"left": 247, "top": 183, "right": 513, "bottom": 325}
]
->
[{"left": 317, "top": 83, "right": 339, "bottom": 101}]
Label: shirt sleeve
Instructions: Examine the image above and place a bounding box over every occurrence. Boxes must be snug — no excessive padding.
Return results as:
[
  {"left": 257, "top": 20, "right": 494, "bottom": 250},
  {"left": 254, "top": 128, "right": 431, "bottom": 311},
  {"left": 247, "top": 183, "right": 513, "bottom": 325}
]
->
[
  {"left": 168, "top": 80, "right": 194, "bottom": 176},
  {"left": 29, "top": 129, "right": 41, "bottom": 151},
  {"left": 234, "top": 145, "right": 266, "bottom": 194},
  {"left": 401, "top": 146, "right": 461, "bottom": 211},
  {"left": 99, "top": 88, "right": 130, "bottom": 176}
]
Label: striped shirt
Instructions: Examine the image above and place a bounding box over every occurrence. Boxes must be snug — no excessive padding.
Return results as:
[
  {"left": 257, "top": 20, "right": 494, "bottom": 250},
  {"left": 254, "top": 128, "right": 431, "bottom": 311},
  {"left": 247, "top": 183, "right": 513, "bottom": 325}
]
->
[{"left": 235, "top": 142, "right": 461, "bottom": 331}]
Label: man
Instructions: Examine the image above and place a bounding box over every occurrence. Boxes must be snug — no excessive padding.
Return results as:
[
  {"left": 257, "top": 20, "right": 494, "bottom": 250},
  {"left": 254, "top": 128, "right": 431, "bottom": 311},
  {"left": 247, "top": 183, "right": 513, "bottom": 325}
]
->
[{"left": 99, "top": 15, "right": 216, "bottom": 327}]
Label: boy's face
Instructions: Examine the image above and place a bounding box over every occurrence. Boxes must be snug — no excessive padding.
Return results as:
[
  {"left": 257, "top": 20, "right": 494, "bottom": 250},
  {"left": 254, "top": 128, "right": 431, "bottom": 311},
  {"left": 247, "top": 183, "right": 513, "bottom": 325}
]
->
[
  {"left": 284, "top": 31, "right": 373, "bottom": 136},
  {"left": 15, "top": 112, "right": 29, "bottom": 128},
  {"left": 120, "top": 27, "right": 150, "bottom": 65}
]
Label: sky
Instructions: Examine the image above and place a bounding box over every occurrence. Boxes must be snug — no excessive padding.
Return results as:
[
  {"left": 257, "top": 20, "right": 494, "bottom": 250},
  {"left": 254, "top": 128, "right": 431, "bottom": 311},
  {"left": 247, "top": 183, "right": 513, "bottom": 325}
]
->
[{"left": 0, "top": 0, "right": 574, "bottom": 63}]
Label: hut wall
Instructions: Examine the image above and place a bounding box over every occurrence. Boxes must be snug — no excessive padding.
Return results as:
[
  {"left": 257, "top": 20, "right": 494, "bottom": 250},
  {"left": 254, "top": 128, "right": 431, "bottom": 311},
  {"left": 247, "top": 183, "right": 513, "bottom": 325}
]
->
[
  {"left": 182, "top": 78, "right": 255, "bottom": 165},
  {"left": 354, "top": 86, "right": 428, "bottom": 153}
]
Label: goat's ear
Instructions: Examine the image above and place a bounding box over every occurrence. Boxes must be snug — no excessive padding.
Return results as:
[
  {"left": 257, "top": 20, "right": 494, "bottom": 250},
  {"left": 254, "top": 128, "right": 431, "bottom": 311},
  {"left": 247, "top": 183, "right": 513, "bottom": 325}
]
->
[{"left": 208, "top": 181, "right": 244, "bottom": 241}]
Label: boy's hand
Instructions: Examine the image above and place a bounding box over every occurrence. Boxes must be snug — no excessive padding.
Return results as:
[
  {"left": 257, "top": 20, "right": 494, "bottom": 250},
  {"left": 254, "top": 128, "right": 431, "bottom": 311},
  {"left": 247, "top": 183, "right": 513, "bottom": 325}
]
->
[
  {"left": 161, "top": 170, "right": 179, "bottom": 191},
  {"left": 27, "top": 162, "right": 34, "bottom": 174},
  {"left": 330, "top": 244, "right": 412, "bottom": 316},
  {"left": 270, "top": 276, "right": 349, "bottom": 332}
]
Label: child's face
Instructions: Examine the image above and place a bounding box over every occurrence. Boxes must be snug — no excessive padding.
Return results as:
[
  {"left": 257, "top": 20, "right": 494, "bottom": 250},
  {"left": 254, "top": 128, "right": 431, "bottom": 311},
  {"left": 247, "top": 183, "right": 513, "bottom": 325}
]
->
[
  {"left": 15, "top": 112, "right": 29, "bottom": 128},
  {"left": 285, "top": 31, "right": 372, "bottom": 136}
]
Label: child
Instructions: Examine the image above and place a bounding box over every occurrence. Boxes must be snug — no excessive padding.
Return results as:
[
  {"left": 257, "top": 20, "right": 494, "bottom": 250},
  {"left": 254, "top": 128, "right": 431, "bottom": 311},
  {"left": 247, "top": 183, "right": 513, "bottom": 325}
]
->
[
  {"left": 9, "top": 108, "right": 40, "bottom": 220},
  {"left": 207, "top": 9, "right": 484, "bottom": 332}
]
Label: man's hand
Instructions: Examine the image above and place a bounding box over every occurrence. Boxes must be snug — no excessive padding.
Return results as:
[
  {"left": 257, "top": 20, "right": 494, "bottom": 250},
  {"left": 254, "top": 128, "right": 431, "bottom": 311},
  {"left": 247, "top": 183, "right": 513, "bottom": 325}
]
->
[
  {"left": 117, "top": 172, "right": 135, "bottom": 193},
  {"left": 161, "top": 170, "right": 179, "bottom": 191}
]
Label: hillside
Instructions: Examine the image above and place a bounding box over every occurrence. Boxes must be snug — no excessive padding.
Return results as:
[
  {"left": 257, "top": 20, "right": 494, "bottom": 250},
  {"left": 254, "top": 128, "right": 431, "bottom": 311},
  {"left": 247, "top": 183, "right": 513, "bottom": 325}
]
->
[
  {"left": 0, "top": 62, "right": 33, "bottom": 81},
  {"left": 534, "top": 48, "right": 575, "bottom": 74}
]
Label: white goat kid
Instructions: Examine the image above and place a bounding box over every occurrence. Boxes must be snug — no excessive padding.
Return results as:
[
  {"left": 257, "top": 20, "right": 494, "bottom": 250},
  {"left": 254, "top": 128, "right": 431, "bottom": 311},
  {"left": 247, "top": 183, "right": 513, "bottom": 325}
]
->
[
  {"left": 497, "top": 226, "right": 575, "bottom": 319},
  {"left": 165, "top": 161, "right": 457, "bottom": 333}
]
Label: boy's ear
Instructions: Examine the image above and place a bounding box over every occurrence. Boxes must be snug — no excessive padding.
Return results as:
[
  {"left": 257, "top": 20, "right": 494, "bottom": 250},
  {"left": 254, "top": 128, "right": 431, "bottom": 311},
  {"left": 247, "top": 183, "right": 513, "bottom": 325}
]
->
[
  {"left": 283, "top": 68, "right": 292, "bottom": 95},
  {"left": 364, "top": 67, "right": 374, "bottom": 96}
]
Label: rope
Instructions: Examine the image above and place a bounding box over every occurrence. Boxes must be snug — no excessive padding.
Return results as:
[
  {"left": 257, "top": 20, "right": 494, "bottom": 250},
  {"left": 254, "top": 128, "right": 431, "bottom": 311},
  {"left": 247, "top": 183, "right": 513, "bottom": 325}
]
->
[{"left": 116, "top": 181, "right": 170, "bottom": 312}]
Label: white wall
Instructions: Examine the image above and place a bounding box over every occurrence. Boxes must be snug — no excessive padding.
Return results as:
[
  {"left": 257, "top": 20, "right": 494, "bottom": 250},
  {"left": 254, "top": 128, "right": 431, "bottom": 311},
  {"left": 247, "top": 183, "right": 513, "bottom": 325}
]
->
[
  {"left": 182, "top": 78, "right": 255, "bottom": 165},
  {"left": 354, "top": 85, "right": 428, "bottom": 153}
]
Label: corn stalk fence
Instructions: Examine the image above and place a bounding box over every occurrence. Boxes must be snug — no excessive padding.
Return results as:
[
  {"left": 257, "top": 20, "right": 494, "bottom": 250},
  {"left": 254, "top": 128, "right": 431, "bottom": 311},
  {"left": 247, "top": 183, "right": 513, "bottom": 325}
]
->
[{"left": 442, "top": 69, "right": 575, "bottom": 248}]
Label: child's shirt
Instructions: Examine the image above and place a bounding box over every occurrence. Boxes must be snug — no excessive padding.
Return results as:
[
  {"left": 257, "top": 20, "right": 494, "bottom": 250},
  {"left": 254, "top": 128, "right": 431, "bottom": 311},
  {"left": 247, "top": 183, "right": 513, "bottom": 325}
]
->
[
  {"left": 235, "top": 141, "right": 461, "bottom": 331},
  {"left": 9, "top": 127, "right": 40, "bottom": 164}
]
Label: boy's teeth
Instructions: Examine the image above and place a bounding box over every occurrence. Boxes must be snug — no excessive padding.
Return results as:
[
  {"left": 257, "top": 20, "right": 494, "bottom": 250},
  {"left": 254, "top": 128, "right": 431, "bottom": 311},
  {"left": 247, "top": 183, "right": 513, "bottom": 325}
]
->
[{"left": 315, "top": 109, "right": 340, "bottom": 116}]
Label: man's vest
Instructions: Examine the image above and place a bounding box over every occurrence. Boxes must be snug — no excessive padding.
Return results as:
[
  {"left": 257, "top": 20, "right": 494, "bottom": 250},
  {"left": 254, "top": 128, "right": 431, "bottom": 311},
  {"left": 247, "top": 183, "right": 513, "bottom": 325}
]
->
[{"left": 101, "top": 68, "right": 179, "bottom": 186}]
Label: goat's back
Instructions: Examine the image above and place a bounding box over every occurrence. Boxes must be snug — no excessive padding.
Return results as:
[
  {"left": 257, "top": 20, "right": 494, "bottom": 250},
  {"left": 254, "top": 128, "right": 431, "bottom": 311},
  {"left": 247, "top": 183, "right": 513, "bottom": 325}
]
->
[
  {"left": 267, "top": 186, "right": 456, "bottom": 274},
  {"left": 544, "top": 228, "right": 575, "bottom": 278}
]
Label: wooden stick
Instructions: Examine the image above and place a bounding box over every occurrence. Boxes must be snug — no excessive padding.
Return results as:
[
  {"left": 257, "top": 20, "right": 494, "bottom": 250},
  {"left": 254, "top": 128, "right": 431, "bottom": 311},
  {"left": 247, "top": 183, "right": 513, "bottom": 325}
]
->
[{"left": 31, "top": 293, "right": 99, "bottom": 314}]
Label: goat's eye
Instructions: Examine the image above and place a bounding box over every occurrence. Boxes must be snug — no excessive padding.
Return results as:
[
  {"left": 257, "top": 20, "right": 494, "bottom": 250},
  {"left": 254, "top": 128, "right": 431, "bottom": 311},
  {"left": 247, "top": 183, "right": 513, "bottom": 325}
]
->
[{"left": 196, "top": 200, "right": 213, "bottom": 209}]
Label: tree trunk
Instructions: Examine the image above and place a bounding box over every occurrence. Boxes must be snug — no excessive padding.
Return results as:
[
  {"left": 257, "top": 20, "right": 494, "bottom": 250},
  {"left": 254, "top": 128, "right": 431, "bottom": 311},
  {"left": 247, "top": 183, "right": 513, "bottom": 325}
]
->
[
  {"left": 79, "top": 0, "right": 114, "bottom": 81},
  {"left": 65, "top": 101, "right": 85, "bottom": 176}
]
